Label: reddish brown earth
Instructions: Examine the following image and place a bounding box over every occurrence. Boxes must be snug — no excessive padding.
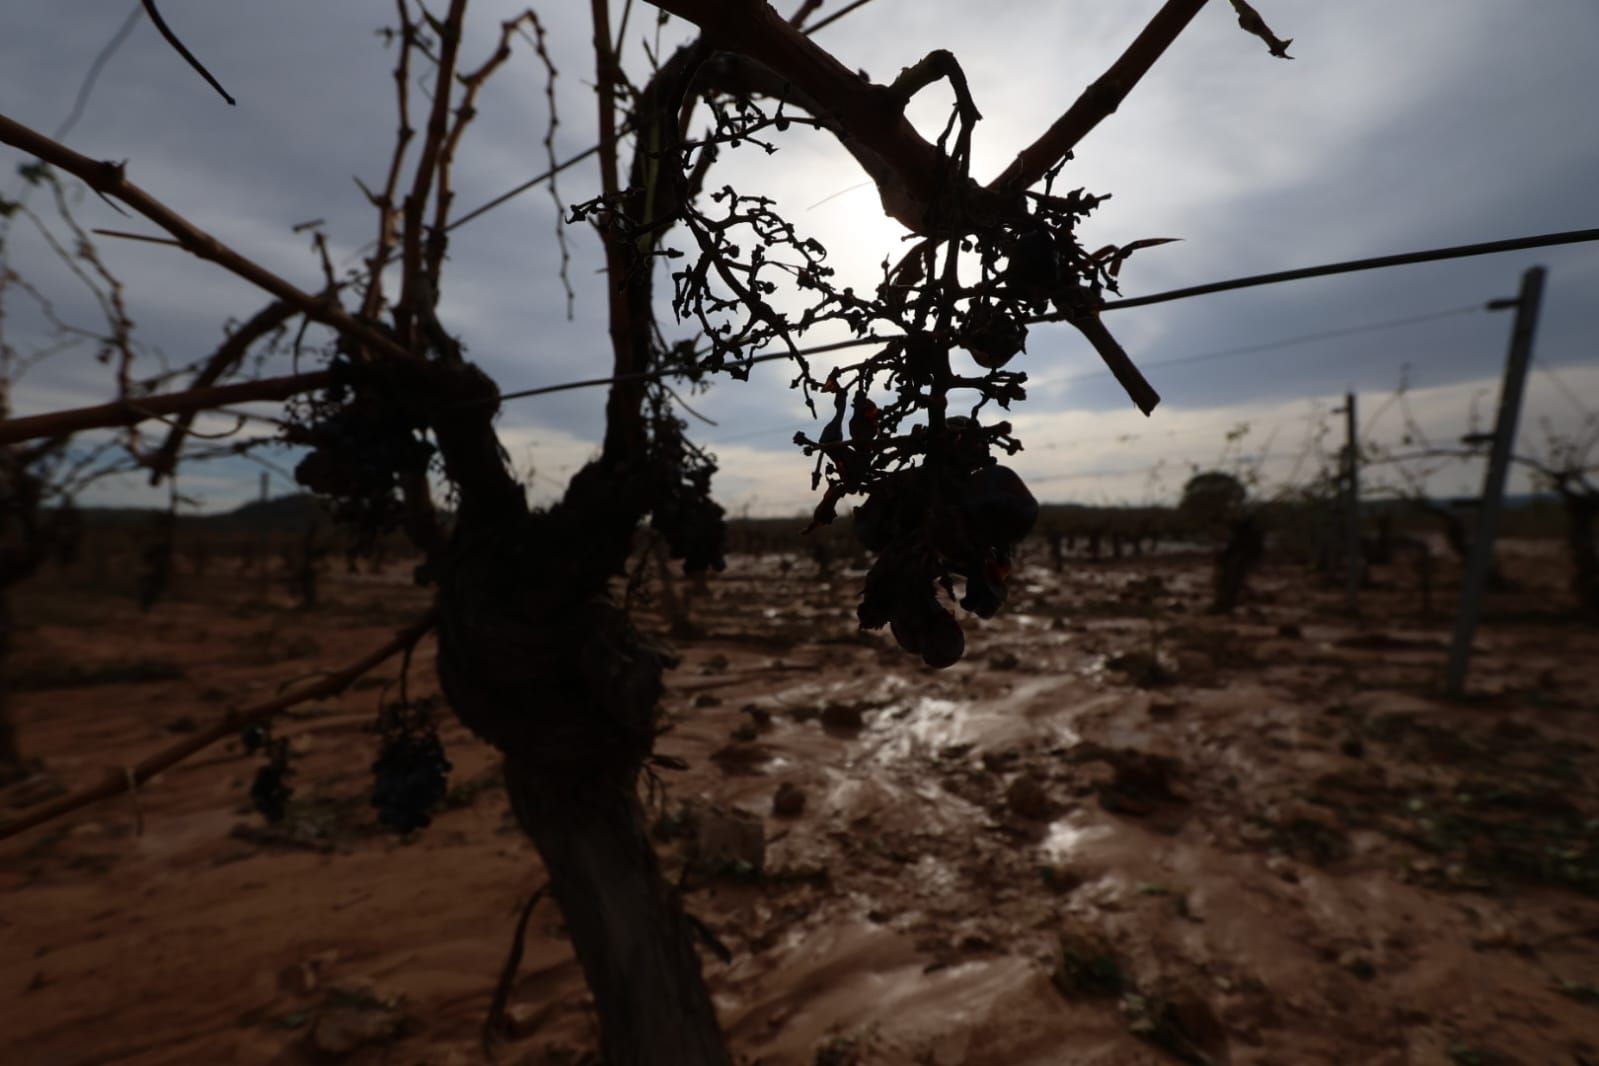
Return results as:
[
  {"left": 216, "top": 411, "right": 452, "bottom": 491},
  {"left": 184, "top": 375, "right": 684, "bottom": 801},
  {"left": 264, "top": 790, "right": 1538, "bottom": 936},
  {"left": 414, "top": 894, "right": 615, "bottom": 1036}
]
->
[{"left": 3, "top": 541, "right": 1598, "bottom": 1065}]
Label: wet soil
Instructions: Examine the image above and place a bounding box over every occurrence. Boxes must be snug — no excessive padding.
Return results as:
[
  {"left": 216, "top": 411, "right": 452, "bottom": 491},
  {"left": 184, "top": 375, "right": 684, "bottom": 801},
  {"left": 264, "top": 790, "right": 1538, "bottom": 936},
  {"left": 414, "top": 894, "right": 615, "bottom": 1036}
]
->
[{"left": 3, "top": 543, "right": 1598, "bottom": 1065}]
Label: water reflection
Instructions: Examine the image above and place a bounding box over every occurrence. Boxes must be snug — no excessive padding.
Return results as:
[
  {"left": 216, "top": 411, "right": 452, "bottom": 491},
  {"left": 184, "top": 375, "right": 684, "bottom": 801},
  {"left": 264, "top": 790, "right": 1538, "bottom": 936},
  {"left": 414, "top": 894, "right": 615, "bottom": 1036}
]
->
[{"left": 1040, "top": 818, "right": 1112, "bottom": 863}]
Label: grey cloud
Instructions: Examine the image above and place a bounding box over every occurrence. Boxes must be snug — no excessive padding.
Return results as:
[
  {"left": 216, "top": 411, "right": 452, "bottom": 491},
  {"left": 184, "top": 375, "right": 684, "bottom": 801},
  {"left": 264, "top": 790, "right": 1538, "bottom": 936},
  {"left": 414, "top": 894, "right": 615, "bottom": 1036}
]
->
[{"left": 3, "top": 1, "right": 1595, "bottom": 512}]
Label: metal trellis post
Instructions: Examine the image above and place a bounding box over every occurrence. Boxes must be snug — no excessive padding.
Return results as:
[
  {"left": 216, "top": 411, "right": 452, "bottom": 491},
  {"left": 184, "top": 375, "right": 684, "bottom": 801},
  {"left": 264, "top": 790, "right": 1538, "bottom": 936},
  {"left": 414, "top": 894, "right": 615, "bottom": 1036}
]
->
[
  {"left": 1445, "top": 266, "right": 1546, "bottom": 697},
  {"left": 1343, "top": 391, "right": 1361, "bottom": 614}
]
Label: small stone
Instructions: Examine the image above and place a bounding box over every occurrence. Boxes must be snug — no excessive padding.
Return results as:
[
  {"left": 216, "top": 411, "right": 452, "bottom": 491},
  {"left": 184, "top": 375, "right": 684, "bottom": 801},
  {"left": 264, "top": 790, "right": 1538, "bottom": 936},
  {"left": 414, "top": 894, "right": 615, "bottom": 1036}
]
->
[
  {"left": 1339, "top": 736, "right": 1365, "bottom": 758},
  {"left": 1174, "top": 650, "right": 1213, "bottom": 679},
  {"left": 502, "top": 1001, "right": 548, "bottom": 1039},
  {"left": 988, "top": 650, "right": 1020, "bottom": 671},
  {"left": 1338, "top": 949, "right": 1376, "bottom": 980},
  {"left": 306, "top": 982, "right": 404, "bottom": 1056},
  {"left": 1276, "top": 623, "right": 1303, "bottom": 638},
  {"left": 1040, "top": 864, "right": 1082, "bottom": 893},
  {"left": 278, "top": 961, "right": 319, "bottom": 996},
  {"left": 981, "top": 749, "right": 1018, "bottom": 773},
  {"left": 820, "top": 703, "right": 864, "bottom": 731},
  {"left": 1147, "top": 696, "right": 1179, "bottom": 720},
  {"left": 772, "top": 782, "right": 806, "bottom": 818},
  {"left": 694, "top": 806, "right": 765, "bottom": 875},
  {"left": 1005, "top": 773, "right": 1052, "bottom": 821},
  {"left": 1265, "top": 855, "right": 1299, "bottom": 883},
  {"left": 693, "top": 693, "right": 722, "bottom": 708}
]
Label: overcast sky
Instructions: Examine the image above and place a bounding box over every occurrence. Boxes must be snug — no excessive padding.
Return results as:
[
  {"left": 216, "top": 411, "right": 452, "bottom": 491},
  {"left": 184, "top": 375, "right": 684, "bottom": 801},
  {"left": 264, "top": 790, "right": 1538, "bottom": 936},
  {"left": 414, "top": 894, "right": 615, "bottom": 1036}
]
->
[{"left": 2, "top": 0, "right": 1596, "bottom": 514}]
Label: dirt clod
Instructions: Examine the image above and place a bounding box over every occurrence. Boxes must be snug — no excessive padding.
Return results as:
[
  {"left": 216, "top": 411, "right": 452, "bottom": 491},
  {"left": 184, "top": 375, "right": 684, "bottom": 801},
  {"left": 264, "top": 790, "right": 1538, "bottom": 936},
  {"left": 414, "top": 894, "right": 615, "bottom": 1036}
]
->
[
  {"left": 772, "top": 782, "right": 807, "bottom": 818},
  {"left": 1005, "top": 772, "right": 1052, "bottom": 821}
]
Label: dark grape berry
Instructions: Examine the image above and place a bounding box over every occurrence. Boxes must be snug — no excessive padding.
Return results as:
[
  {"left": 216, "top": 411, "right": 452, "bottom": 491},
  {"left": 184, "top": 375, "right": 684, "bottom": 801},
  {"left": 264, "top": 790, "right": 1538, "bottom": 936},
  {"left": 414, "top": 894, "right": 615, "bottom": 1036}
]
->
[
  {"left": 847, "top": 394, "right": 880, "bottom": 442},
  {"left": 240, "top": 723, "right": 268, "bottom": 754},
  {"left": 1005, "top": 225, "right": 1063, "bottom": 304},
  {"left": 960, "top": 304, "right": 1027, "bottom": 370},
  {"left": 849, "top": 444, "right": 1038, "bottom": 667},
  {"left": 958, "top": 558, "right": 1008, "bottom": 618},
  {"left": 852, "top": 468, "right": 923, "bottom": 554},
  {"left": 961, "top": 464, "right": 1038, "bottom": 545},
  {"left": 647, "top": 404, "right": 728, "bottom": 575},
  {"left": 889, "top": 592, "right": 966, "bottom": 668}
]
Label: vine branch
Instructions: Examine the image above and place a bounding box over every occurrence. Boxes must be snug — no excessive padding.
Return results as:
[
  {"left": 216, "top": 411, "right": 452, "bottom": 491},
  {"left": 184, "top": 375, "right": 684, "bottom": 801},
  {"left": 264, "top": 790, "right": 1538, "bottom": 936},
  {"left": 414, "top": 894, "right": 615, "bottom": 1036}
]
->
[
  {"left": 0, "top": 608, "right": 438, "bottom": 842},
  {"left": 0, "top": 112, "right": 411, "bottom": 364}
]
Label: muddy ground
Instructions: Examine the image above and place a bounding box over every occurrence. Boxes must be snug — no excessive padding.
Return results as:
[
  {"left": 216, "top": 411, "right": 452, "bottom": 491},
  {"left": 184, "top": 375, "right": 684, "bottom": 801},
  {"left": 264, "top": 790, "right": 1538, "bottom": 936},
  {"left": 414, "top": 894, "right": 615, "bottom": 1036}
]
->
[{"left": 2, "top": 540, "right": 1597, "bottom": 1065}]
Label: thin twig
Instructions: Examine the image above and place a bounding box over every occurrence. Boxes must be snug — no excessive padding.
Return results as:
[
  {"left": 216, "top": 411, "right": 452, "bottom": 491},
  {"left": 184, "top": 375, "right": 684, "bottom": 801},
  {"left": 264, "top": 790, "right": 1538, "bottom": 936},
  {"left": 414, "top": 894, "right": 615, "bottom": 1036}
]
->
[
  {"left": 55, "top": 6, "right": 145, "bottom": 140},
  {"left": 989, "top": 0, "right": 1208, "bottom": 192},
  {"left": 0, "top": 111, "right": 412, "bottom": 363},
  {"left": 662, "top": 381, "right": 718, "bottom": 425},
  {"left": 0, "top": 609, "right": 438, "bottom": 842},
  {"left": 139, "top": 0, "right": 236, "bottom": 105},
  {"left": 482, "top": 884, "right": 548, "bottom": 1058},
  {"left": 360, "top": 0, "right": 418, "bottom": 321},
  {"left": 91, "top": 228, "right": 182, "bottom": 248},
  {"left": 801, "top": 0, "right": 880, "bottom": 35},
  {"left": 146, "top": 299, "right": 297, "bottom": 484},
  {"left": 591, "top": 0, "right": 647, "bottom": 464},
  {"left": 0, "top": 369, "right": 333, "bottom": 446},
  {"left": 427, "top": 3, "right": 524, "bottom": 290},
  {"left": 447, "top": 141, "right": 608, "bottom": 233},
  {"left": 788, "top": 0, "right": 825, "bottom": 29},
  {"left": 528, "top": 14, "right": 574, "bottom": 317},
  {"left": 398, "top": 0, "right": 470, "bottom": 342}
]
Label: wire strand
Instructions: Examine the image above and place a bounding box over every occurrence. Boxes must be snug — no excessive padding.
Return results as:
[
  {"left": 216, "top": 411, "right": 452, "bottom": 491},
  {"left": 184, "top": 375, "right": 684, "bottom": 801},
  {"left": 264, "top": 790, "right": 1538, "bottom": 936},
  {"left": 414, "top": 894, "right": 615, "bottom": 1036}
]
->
[
  {"left": 488, "top": 227, "right": 1599, "bottom": 408},
  {"left": 1042, "top": 304, "right": 1481, "bottom": 388},
  {"left": 703, "top": 303, "right": 1473, "bottom": 448},
  {"left": 1093, "top": 227, "right": 1599, "bottom": 312}
]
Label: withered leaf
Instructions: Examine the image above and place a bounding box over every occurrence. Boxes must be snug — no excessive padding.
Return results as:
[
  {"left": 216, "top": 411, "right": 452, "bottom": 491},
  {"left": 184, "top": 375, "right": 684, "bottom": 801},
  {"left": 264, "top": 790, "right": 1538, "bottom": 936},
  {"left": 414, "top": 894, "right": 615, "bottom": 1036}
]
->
[
  {"left": 1093, "top": 237, "right": 1181, "bottom": 279},
  {"left": 1229, "top": 0, "right": 1293, "bottom": 60}
]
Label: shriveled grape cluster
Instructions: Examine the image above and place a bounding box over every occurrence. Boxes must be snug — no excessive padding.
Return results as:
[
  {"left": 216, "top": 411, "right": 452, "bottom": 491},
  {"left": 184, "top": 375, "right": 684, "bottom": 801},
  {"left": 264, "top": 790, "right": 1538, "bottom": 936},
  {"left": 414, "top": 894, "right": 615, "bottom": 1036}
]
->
[
  {"left": 572, "top": 48, "right": 1172, "bottom": 668},
  {"left": 242, "top": 723, "right": 294, "bottom": 824},
  {"left": 370, "top": 697, "right": 452, "bottom": 833},
  {"left": 287, "top": 357, "right": 434, "bottom": 556},
  {"left": 645, "top": 396, "right": 726, "bottom": 575},
  {"left": 631, "top": 66, "right": 1175, "bottom": 664},
  {"left": 854, "top": 443, "right": 1038, "bottom": 666}
]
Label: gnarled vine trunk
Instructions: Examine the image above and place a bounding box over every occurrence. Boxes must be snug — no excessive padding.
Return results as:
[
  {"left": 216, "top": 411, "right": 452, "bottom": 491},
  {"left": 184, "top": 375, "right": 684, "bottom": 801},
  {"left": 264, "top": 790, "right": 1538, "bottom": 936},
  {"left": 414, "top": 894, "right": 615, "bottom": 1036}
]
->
[
  {"left": 505, "top": 758, "right": 730, "bottom": 1064},
  {"left": 415, "top": 359, "right": 729, "bottom": 1063}
]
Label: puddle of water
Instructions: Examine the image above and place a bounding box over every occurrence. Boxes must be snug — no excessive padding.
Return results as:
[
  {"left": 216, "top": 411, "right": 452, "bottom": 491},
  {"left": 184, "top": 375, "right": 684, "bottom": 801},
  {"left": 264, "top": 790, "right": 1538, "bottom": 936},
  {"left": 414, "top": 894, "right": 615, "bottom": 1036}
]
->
[
  {"left": 862, "top": 679, "right": 1088, "bottom": 766},
  {"left": 723, "top": 916, "right": 1053, "bottom": 1064}
]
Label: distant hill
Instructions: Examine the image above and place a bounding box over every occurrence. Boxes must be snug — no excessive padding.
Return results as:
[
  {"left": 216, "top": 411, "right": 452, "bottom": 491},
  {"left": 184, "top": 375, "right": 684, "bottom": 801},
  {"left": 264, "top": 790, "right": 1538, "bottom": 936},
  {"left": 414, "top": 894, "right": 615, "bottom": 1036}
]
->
[
  {"left": 203, "top": 493, "right": 332, "bottom": 533},
  {"left": 67, "top": 489, "right": 1568, "bottom": 542},
  {"left": 73, "top": 493, "right": 333, "bottom": 536}
]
